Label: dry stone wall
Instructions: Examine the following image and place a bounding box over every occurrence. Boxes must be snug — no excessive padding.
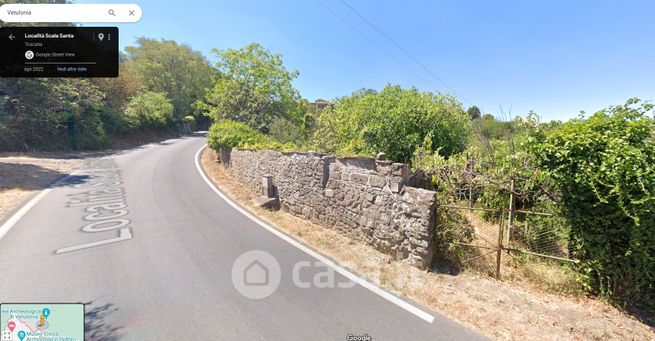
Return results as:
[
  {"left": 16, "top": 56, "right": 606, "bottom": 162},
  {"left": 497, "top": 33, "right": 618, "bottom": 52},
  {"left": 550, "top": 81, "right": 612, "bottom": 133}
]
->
[{"left": 220, "top": 148, "right": 437, "bottom": 268}]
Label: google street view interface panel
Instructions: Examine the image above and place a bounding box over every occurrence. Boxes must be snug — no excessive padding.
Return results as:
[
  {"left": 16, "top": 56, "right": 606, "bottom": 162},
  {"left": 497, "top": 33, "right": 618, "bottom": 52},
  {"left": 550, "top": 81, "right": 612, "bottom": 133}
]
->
[{"left": 1, "top": 1, "right": 655, "bottom": 341}]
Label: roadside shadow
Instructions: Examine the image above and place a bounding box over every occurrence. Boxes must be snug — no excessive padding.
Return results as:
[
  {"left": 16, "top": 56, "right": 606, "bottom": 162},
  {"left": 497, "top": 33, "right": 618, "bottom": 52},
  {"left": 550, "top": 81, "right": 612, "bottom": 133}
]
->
[
  {"left": 53, "top": 174, "right": 91, "bottom": 187},
  {"left": 0, "top": 163, "right": 74, "bottom": 191},
  {"left": 626, "top": 305, "right": 655, "bottom": 329},
  {"left": 430, "top": 259, "right": 462, "bottom": 276},
  {"left": 84, "top": 300, "right": 123, "bottom": 341}
]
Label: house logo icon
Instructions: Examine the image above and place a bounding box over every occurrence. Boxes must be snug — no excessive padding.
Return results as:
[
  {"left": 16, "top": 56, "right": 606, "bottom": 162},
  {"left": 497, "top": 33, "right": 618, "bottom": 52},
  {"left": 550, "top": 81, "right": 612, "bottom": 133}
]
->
[
  {"left": 244, "top": 260, "right": 269, "bottom": 286},
  {"left": 232, "top": 250, "right": 281, "bottom": 299}
]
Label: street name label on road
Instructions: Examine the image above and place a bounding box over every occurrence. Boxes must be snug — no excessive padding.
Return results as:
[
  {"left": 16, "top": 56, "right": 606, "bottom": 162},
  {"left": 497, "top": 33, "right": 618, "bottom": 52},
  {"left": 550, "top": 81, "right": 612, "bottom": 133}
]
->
[
  {"left": 55, "top": 157, "right": 133, "bottom": 254},
  {"left": 1, "top": 303, "right": 84, "bottom": 341}
]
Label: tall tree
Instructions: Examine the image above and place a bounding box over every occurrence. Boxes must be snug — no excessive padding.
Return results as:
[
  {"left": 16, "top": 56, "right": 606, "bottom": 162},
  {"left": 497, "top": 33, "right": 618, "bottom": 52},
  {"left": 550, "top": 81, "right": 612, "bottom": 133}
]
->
[
  {"left": 124, "top": 38, "right": 216, "bottom": 121},
  {"left": 466, "top": 106, "right": 481, "bottom": 120},
  {"left": 199, "top": 43, "right": 302, "bottom": 133}
]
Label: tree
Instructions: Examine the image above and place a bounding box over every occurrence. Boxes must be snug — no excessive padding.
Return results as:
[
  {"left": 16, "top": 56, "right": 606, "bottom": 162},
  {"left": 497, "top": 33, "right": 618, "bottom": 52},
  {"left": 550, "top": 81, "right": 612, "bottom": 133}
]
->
[
  {"left": 0, "top": 78, "right": 107, "bottom": 150},
  {"left": 312, "top": 84, "right": 471, "bottom": 162},
  {"left": 467, "top": 106, "right": 481, "bottom": 120},
  {"left": 199, "top": 43, "right": 303, "bottom": 133},
  {"left": 124, "top": 38, "right": 216, "bottom": 121},
  {"left": 533, "top": 98, "right": 655, "bottom": 306},
  {"left": 182, "top": 115, "right": 196, "bottom": 134},
  {"left": 92, "top": 65, "right": 142, "bottom": 114},
  {"left": 0, "top": 0, "right": 80, "bottom": 150},
  {"left": 125, "top": 92, "right": 174, "bottom": 129},
  {"left": 91, "top": 65, "right": 143, "bottom": 134},
  {"left": 269, "top": 117, "right": 305, "bottom": 145}
]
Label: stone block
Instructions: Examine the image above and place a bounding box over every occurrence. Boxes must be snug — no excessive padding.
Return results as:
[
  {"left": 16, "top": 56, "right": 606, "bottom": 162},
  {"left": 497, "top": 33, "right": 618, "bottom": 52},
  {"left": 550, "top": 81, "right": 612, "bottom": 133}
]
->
[
  {"left": 367, "top": 174, "right": 386, "bottom": 188},
  {"left": 389, "top": 177, "right": 403, "bottom": 193},
  {"left": 351, "top": 173, "right": 369, "bottom": 185},
  {"left": 391, "top": 163, "right": 405, "bottom": 176},
  {"left": 261, "top": 175, "right": 274, "bottom": 198}
]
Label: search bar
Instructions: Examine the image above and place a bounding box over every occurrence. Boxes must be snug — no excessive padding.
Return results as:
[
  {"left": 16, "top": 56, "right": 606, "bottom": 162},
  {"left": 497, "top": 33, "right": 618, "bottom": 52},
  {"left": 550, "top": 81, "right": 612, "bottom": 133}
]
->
[{"left": 0, "top": 4, "right": 142, "bottom": 23}]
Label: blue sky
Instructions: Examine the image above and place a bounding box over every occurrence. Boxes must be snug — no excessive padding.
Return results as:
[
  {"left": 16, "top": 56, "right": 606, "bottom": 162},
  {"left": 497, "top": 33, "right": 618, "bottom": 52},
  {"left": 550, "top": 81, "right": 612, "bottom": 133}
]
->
[{"left": 84, "top": 0, "right": 654, "bottom": 121}]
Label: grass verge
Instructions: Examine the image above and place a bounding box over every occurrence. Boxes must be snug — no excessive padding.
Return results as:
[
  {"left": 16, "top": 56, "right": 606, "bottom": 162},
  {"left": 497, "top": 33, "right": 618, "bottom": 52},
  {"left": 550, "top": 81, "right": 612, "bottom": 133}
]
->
[{"left": 0, "top": 155, "right": 83, "bottom": 220}]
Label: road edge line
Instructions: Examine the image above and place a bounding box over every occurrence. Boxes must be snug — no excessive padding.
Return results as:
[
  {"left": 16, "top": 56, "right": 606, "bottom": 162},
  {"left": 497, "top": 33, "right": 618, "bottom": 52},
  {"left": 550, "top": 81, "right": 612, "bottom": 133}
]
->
[
  {"left": 0, "top": 171, "right": 82, "bottom": 240},
  {"left": 0, "top": 188, "right": 52, "bottom": 240},
  {"left": 194, "top": 144, "right": 435, "bottom": 324}
]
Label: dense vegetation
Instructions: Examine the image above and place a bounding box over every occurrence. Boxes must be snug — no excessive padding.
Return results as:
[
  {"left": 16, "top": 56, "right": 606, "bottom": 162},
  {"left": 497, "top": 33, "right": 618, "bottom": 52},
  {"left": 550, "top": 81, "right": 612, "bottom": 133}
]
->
[
  {"left": 199, "top": 43, "right": 304, "bottom": 136},
  {"left": 202, "top": 44, "right": 654, "bottom": 310},
  {"left": 0, "top": 19, "right": 652, "bottom": 311},
  {"left": 413, "top": 100, "right": 654, "bottom": 309},
  {"left": 312, "top": 85, "right": 470, "bottom": 162},
  {"left": 0, "top": 36, "right": 214, "bottom": 151},
  {"left": 533, "top": 100, "right": 655, "bottom": 306},
  {"left": 207, "top": 119, "right": 294, "bottom": 152}
]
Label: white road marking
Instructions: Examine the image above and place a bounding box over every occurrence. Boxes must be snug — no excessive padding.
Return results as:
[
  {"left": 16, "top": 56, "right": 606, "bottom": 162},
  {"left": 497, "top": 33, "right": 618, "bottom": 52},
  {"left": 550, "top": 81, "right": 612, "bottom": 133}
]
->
[
  {"left": 194, "top": 144, "right": 435, "bottom": 324},
  {"left": 55, "top": 227, "right": 132, "bottom": 254},
  {"left": 0, "top": 188, "right": 52, "bottom": 240},
  {"left": 56, "top": 160, "right": 133, "bottom": 253},
  {"left": 0, "top": 172, "right": 79, "bottom": 241}
]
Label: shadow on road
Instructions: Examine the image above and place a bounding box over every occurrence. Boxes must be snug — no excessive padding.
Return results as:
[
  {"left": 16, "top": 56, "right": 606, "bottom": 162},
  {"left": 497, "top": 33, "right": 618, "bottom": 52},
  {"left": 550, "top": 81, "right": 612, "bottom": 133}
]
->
[
  {"left": 53, "top": 174, "right": 91, "bottom": 187},
  {"left": 0, "top": 163, "right": 74, "bottom": 191},
  {"left": 84, "top": 300, "right": 123, "bottom": 341}
]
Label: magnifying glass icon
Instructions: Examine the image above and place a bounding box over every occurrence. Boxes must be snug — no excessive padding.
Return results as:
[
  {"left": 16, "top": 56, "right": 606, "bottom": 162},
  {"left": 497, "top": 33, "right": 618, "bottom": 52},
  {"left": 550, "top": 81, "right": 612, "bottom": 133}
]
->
[{"left": 108, "top": 9, "right": 116, "bottom": 16}]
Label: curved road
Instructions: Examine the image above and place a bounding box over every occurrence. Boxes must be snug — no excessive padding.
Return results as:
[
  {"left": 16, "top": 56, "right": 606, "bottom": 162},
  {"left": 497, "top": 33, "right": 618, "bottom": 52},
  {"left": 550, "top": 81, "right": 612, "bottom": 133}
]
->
[{"left": 0, "top": 136, "right": 485, "bottom": 340}]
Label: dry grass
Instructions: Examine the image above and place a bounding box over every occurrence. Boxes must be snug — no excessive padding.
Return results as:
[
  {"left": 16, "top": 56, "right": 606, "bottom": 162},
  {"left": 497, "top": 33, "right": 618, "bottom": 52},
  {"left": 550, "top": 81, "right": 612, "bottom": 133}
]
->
[
  {"left": 458, "top": 210, "right": 582, "bottom": 296},
  {"left": 0, "top": 155, "right": 83, "bottom": 220},
  {"left": 201, "top": 148, "right": 654, "bottom": 341}
]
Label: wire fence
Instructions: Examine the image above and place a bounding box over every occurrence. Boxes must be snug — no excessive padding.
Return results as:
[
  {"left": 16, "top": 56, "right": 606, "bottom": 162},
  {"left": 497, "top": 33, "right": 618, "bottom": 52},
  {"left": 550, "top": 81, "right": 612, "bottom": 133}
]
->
[{"left": 438, "top": 179, "right": 575, "bottom": 279}]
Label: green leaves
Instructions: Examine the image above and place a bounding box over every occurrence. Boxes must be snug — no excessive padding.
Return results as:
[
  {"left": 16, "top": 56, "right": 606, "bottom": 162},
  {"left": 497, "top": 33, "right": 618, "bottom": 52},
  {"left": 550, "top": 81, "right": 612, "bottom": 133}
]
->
[
  {"left": 312, "top": 84, "right": 471, "bottom": 162},
  {"left": 124, "top": 92, "right": 174, "bottom": 129},
  {"left": 535, "top": 99, "right": 655, "bottom": 305},
  {"left": 0, "top": 78, "right": 108, "bottom": 150},
  {"left": 200, "top": 43, "right": 302, "bottom": 134},
  {"left": 207, "top": 120, "right": 295, "bottom": 152},
  {"left": 125, "top": 38, "right": 216, "bottom": 120}
]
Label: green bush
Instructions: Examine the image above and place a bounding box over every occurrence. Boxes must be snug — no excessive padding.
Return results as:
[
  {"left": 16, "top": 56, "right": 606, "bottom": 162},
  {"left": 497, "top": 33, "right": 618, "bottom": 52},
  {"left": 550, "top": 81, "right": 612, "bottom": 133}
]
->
[
  {"left": 125, "top": 91, "right": 174, "bottom": 129},
  {"left": 74, "top": 111, "right": 110, "bottom": 150},
  {"left": 207, "top": 119, "right": 295, "bottom": 151},
  {"left": 269, "top": 117, "right": 306, "bottom": 145},
  {"left": 312, "top": 85, "right": 470, "bottom": 162},
  {"left": 183, "top": 115, "right": 196, "bottom": 124},
  {"left": 533, "top": 99, "right": 655, "bottom": 306},
  {"left": 0, "top": 78, "right": 112, "bottom": 150},
  {"left": 199, "top": 43, "right": 302, "bottom": 133}
]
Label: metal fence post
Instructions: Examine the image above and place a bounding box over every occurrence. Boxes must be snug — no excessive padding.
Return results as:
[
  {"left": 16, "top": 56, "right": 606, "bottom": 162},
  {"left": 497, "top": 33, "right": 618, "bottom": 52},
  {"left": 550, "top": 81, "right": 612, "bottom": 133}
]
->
[
  {"left": 468, "top": 156, "right": 474, "bottom": 212},
  {"left": 506, "top": 179, "right": 515, "bottom": 250},
  {"left": 496, "top": 209, "right": 504, "bottom": 279}
]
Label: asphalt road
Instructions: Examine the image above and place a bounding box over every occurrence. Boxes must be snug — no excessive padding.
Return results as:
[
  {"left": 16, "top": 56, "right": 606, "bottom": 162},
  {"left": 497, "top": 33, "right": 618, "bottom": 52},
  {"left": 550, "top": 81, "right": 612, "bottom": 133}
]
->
[{"left": 0, "top": 136, "right": 486, "bottom": 340}]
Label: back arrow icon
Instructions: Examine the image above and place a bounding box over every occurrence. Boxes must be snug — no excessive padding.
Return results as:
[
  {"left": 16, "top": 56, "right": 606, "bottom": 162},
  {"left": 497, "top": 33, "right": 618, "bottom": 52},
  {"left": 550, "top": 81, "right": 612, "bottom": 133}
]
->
[{"left": 8, "top": 34, "right": 15, "bottom": 41}]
